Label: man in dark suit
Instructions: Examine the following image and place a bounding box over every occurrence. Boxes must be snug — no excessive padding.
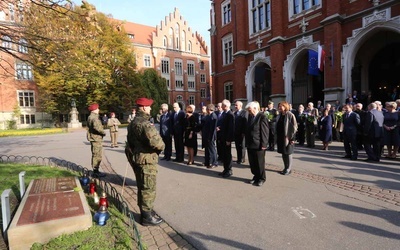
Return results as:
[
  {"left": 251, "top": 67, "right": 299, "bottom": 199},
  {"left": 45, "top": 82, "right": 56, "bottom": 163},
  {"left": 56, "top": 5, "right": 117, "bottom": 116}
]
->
[
  {"left": 245, "top": 101, "right": 269, "bottom": 187},
  {"left": 234, "top": 101, "right": 247, "bottom": 164},
  {"left": 172, "top": 102, "right": 185, "bottom": 162},
  {"left": 342, "top": 104, "right": 360, "bottom": 160},
  {"left": 215, "top": 102, "right": 224, "bottom": 161},
  {"left": 159, "top": 103, "right": 173, "bottom": 161},
  {"left": 217, "top": 99, "right": 235, "bottom": 177},
  {"left": 202, "top": 104, "right": 218, "bottom": 168},
  {"left": 363, "top": 103, "right": 384, "bottom": 162}
]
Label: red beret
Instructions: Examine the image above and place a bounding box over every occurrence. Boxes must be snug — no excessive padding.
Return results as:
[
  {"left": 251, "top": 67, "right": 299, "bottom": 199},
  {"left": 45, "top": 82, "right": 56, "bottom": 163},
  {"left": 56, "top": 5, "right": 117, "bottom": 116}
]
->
[
  {"left": 88, "top": 103, "right": 99, "bottom": 111},
  {"left": 135, "top": 98, "right": 153, "bottom": 107}
]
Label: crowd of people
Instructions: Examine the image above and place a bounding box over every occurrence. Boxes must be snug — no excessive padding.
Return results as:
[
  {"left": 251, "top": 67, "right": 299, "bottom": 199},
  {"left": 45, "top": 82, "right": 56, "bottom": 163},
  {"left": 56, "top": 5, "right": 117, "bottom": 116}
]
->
[{"left": 86, "top": 94, "right": 399, "bottom": 227}]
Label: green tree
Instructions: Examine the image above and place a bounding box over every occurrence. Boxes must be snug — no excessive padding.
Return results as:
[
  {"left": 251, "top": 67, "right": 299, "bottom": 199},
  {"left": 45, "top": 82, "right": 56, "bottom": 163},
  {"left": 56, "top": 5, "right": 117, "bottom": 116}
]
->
[
  {"left": 22, "top": 1, "right": 139, "bottom": 115},
  {"left": 139, "top": 68, "right": 169, "bottom": 117}
]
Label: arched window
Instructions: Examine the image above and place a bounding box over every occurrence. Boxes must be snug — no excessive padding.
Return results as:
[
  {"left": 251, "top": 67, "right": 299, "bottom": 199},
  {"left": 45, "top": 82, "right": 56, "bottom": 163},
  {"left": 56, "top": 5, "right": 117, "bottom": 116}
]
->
[
  {"left": 175, "top": 23, "right": 180, "bottom": 50},
  {"left": 18, "top": 38, "right": 28, "bottom": 53},
  {"left": 169, "top": 28, "right": 173, "bottom": 48},
  {"left": 1, "top": 36, "right": 12, "bottom": 49},
  {"left": 181, "top": 30, "right": 186, "bottom": 51},
  {"left": 163, "top": 36, "right": 167, "bottom": 47}
]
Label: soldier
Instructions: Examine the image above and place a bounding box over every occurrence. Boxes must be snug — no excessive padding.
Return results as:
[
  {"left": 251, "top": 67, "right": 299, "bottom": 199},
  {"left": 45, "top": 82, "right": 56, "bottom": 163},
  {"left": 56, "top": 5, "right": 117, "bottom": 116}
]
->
[
  {"left": 86, "top": 103, "right": 106, "bottom": 178},
  {"left": 126, "top": 97, "right": 165, "bottom": 226}
]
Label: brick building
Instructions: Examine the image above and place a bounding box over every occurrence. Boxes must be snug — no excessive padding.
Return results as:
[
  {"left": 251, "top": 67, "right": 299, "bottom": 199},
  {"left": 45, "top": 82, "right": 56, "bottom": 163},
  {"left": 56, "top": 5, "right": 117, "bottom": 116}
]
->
[
  {"left": 121, "top": 8, "right": 211, "bottom": 111},
  {"left": 0, "top": 5, "right": 210, "bottom": 129},
  {"left": 210, "top": 0, "right": 400, "bottom": 108}
]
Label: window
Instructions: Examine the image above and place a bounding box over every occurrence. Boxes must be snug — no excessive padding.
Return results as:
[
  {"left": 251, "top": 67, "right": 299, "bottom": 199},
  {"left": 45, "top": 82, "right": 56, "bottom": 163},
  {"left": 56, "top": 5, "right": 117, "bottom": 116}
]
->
[
  {"left": 291, "top": 0, "right": 320, "bottom": 15},
  {"left": 144, "top": 55, "right": 151, "bottom": 67},
  {"left": 2, "top": 36, "right": 12, "bottom": 49},
  {"left": 188, "top": 41, "right": 192, "bottom": 52},
  {"left": 200, "top": 88, "right": 206, "bottom": 98},
  {"left": 18, "top": 91, "right": 35, "bottom": 107},
  {"left": 165, "top": 79, "right": 170, "bottom": 88},
  {"left": 175, "top": 60, "right": 183, "bottom": 75},
  {"left": 175, "top": 23, "right": 180, "bottom": 50},
  {"left": 20, "top": 114, "right": 36, "bottom": 124},
  {"left": 176, "top": 95, "right": 183, "bottom": 102},
  {"left": 200, "top": 61, "right": 205, "bottom": 70},
  {"left": 9, "top": 4, "right": 15, "bottom": 22},
  {"left": 175, "top": 80, "right": 184, "bottom": 89},
  {"left": 17, "top": 0, "right": 24, "bottom": 22},
  {"left": 169, "top": 28, "right": 174, "bottom": 48},
  {"left": 189, "top": 95, "right": 195, "bottom": 105},
  {"left": 127, "top": 34, "right": 135, "bottom": 39},
  {"left": 163, "top": 36, "right": 167, "bottom": 47},
  {"left": 161, "top": 59, "right": 169, "bottom": 74},
  {"left": 222, "top": 34, "right": 233, "bottom": 65},
  {"left": 188, "top": 81, "right": 195, "bottom": 90},
  {"left": 222, "top": 1, "right": 231, "bottom": 25},
  {"left": 224, "top": 82, "right": 233, "bottom": 102},
  {"left": 181, "top": 30, "right": 186, "bottom": 51},
  {"left": 16, "top": 62, "right": 33, "bottom": 80},
  {"left": 18, "top": 39, "right": 28, "bottom": 53},
  {"left": 250, "top": 0, "right": 271, "bottom": 34},
  {"left": 187, "top": 61, "right": 195, "bottom": 76},
  {"left": 200, "top": 74, "right": 206, "bottom": 83}
]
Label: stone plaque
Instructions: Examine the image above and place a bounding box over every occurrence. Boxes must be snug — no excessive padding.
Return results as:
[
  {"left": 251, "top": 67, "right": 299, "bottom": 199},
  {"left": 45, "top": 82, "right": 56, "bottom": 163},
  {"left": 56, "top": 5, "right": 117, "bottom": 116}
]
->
[
  {"left": 29, "top": 177, "right": 76, "bottom": 195},
  {"left": 17, "top": 192, "right": 84, "bottom": 226},
  {"left": 7, "top": 177, "right": 92, "bottom": 250}
]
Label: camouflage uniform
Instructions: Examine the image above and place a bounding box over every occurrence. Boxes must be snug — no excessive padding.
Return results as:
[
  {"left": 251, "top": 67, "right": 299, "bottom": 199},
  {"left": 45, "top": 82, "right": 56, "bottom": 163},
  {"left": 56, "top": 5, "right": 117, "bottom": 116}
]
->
[
  {"left": 87, "top": 112, "right": 106, "bottom": 170},
  {"left": 127, "top": 110, "right": 165, "bottom": 212}
]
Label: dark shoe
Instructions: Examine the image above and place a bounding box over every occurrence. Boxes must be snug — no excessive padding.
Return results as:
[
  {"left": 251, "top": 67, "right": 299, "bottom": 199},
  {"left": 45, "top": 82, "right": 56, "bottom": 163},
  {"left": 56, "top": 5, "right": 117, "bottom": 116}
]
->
[
  {"left": 280, "top": 169, "right": 292, "bottom": 175},
  {"left": 350, "top": 157, "right": 357, "bottom": 161},
  {"left": 141, "top": 211, "right": 163, "bottom": 226},
  {"left": 92, "top": 169, "right": 106, "bottom": 178},
  {"left": 173, "top": 159, "right": 184, "bottom": 163},
  {"left": 161, "top": 157, "right": 168, "bottom": 160},
  {"left": 222, "top": 171, "right": 232, "bottom": 178},
  {"left": 218, "top": 171, "right": 226, "bottom": 176},
  {"left": 236, "top": 160, "right": 242, "bottom": 164},
  {"left": 254, "top": 180, "right": 265, "bottom": 186},
  {"left": 114, "top": 145, "right": 119, "bottom": 148},
  {"left": 342, "top": 155, "right": 351, "bottom": 159}
]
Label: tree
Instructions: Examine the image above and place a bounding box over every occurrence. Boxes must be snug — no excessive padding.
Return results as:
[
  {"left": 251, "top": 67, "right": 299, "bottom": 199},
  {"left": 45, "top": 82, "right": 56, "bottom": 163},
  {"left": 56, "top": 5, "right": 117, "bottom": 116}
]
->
[
  {"left": 139, "top": 68, "right": 169, "bottom": 117},
  {"left": 21, "top": 1, "right": 139, "bottom": 114}
]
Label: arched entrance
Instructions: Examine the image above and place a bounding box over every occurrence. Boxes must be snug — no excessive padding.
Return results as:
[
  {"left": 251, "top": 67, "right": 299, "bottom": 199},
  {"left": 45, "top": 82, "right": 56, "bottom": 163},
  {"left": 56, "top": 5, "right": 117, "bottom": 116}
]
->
[
  {"left": 342, "top": 8, "right": 400, "bottom": 103},
  {"left": 291, "top": 50, "right": 324, "bottom": 108},
  {"left": 252, "top": 63, "right": 272, "bottom": 107},
  {"left": 245, "top": 52, "right": 272, "bottom": 107},
  {"left": 369, "top": 41, "right": 400, "bottom": 102}
]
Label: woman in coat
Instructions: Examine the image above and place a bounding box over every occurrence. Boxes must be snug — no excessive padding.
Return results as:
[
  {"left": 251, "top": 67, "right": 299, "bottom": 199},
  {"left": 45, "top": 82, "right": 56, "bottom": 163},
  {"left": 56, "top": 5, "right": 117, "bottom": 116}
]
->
[
  {"left": 183, "top": 105, "right": 198, "bottom": 165},
  {"left": 275, "top": 101, "right": 298, "bottom": 175},
  {"left": 245, "top": 101, "right": 269, "bottom": 186},
  {"left": 107, "top": 112, "right": 121, "bottom": 148},
  {"left": 318, "top": 107, "right": 333, "bottom": 150}
]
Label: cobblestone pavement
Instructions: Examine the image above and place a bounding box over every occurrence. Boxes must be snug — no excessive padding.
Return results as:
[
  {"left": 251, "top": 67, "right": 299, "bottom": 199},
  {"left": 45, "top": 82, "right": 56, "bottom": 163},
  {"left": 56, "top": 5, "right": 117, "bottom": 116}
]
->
[
  {"left": 100, "top": 158, "right": 196, "bottom": 250},
  {"left": 99, "top": 156, "right": 400, "bottom": 250}
]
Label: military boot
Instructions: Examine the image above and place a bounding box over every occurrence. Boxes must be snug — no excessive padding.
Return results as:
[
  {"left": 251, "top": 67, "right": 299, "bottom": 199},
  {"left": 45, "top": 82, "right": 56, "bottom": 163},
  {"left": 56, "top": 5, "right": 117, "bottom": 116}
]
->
[
  {"left": 92, "top": 168, "right": 106, "bottom": 178},
  {"left": 141, "top": 211, "right": 163, "bottom": 226}
]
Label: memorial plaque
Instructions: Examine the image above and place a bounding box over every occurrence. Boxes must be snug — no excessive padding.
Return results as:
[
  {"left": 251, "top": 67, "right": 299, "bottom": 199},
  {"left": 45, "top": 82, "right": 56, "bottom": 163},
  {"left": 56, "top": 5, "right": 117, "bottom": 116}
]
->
[
  {"left": 7, "top": 177, "right": 92, "bottom": 250},
  {"left": 17, "top": 192, "right": 85, "bottom": 225}
]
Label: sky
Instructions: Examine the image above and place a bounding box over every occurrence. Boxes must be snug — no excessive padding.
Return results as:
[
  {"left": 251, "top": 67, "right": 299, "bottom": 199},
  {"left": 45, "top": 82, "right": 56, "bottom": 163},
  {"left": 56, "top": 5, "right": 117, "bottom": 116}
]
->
[{"left": 81, "top": 0, "right": 212, "bottom": 46}]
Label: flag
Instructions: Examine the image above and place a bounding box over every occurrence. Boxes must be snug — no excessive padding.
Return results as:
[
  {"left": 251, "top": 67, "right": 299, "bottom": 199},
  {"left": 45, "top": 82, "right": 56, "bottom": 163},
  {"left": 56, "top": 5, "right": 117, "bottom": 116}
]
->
[
  {"left": 308, "top": 50, "right": 319, "bottom": 76},
  {"left": 318, "top": 45, "right": 326, "bottom": 71}
]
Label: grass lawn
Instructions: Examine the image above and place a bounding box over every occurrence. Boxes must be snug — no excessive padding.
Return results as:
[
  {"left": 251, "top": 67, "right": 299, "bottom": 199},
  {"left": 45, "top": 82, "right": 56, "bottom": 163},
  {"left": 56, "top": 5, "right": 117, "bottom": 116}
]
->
[{"left": 0, "top": 163, "right": 139, "bottom": 250}]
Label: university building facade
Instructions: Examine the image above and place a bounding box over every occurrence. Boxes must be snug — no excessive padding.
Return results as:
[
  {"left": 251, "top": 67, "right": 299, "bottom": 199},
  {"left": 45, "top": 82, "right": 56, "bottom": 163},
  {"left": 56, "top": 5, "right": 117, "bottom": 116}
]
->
[
  {"left": 210, "top": 0, "right": 400, "bottom": 108},
  {"left": 121, "top": 8, "right": 211, "bottom": 111}
]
